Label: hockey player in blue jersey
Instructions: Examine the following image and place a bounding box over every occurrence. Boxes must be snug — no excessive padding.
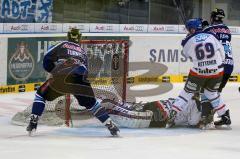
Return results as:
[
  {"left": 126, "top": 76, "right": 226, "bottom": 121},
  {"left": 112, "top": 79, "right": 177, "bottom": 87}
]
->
[
  {"left": 26, "top": 28, "right": 119, "bottom": 136},
  {"left": 202, "top": 9, "right": 233, "bottom": 126},
  {"left": 204, "top": 8, "right": 233, "bottom": 93}
]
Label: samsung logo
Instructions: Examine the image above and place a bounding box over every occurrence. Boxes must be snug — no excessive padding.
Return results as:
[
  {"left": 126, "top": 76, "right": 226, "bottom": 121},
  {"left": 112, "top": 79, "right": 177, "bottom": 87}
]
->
[{"left": 149, "top": 49, "right": 189, "bottom": 62}]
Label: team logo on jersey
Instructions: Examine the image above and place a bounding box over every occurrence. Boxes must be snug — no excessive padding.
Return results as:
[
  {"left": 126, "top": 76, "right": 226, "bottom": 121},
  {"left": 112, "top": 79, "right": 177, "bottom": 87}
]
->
[
  {"left": 195, "top": 34, "right": 210, "bottom": 42},
  {"left": 9, "top": 42, "right": 35, "bottom": 81}
]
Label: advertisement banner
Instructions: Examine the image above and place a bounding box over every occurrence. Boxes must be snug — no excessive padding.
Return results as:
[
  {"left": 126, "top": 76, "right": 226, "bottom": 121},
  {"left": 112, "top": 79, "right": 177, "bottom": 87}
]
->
[
  {"left": 7, "top": 35, "right": 129, "bottom": 85},
  {"left": 34, "top": 23, "right": 63, "bottom": 33},
  {"left": 129, "top": 35, "right": 191, "bottom": 75},
  {"left": 89, "top": 23, "right": 119, "bottom": 32},
  {"left": 7, "top": 37, "right": 64, "bottom": 85},
  {"left": 0, "top": 23, "right": 3, "bottom": 33},
  {"left": 63, "top": 23, "right": 90, "bottom": 33},
  {"left": 3, "top": 23, "right": 34, "bottom": 33},
  {"left": 0, "top": 0, "right": 53, "bottom": 23},
  {"left": 129, "top": 35, "right": 240, "bottom": 76},
  {"left": 148, "top": 25, "right": 178, "bottom": 33},
  {"left": 178, "top": 25, "right": 187, "bottom": 34},
  {"left": 0, "top": 37, "right": 7, "bottom": 85},
  {"left": 229, "top": 27, "right": 239, "bottom": 34},
  {"left": 119, "top": 24, "right": 148, "bottom": 33}
]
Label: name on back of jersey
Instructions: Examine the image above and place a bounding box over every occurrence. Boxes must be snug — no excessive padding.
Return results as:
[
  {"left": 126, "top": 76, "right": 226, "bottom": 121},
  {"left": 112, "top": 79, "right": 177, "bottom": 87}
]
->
[
  {"left": 198, "top": 60, "right": 216, "bottom": 67},
  {"left": 62, "top": 43, "right": 83, "bottom": 53},
  {"left": 210, "top": 28, "right": 230, "bottom": 34}
]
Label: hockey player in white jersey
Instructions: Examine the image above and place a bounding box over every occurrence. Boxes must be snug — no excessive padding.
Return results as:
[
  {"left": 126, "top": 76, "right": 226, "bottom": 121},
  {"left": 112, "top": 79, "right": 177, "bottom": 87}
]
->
[{"left": 165, "top": 18, "right": 231, "bottom": 128}]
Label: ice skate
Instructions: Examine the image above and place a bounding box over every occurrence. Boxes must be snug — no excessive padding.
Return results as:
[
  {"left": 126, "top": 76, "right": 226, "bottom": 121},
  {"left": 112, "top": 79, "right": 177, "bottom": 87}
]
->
[
  {"left": 26, "top": 114, "right": 39, "bottom": 136},
  {"left": 214, "top": 110, "right": 231, "bottom": 129},
  {"left": 105, "top": 119, "right": 120, "bottom": 136},
  {"left": 199, "top": 113, "right": 214, "bottom": 130},
  {"left": 165, "top": 110, "right": 177, "bottom": 128},
  {"left": 199, "top": 121, "right": 215, "bottom": 130}
]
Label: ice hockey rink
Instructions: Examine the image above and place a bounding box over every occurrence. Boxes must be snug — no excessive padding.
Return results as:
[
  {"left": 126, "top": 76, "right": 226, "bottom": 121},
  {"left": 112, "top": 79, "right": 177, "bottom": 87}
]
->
[{"left": 0, "top": 83, "right": 240, "bottom": 159}]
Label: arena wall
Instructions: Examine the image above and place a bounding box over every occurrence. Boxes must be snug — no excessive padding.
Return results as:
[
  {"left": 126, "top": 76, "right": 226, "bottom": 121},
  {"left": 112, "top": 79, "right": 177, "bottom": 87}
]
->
[{"left": 1, "top": 23, "right": 240, "bottom": 94}]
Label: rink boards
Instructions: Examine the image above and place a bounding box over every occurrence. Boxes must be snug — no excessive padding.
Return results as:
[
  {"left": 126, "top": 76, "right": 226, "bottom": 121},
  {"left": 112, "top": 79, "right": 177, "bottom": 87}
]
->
[{"left": 1, "top": 33, "right": 240, "bottom": 94}]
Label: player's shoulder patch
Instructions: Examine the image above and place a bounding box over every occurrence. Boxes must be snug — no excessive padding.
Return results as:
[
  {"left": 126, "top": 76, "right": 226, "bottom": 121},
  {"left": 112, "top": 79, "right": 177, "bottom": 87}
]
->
[
  {"left": 194, "top": 32, "right": 211, "bottom": 42},
  {"left": 181, "top": 32, "right": 207, "bottom": 46}
]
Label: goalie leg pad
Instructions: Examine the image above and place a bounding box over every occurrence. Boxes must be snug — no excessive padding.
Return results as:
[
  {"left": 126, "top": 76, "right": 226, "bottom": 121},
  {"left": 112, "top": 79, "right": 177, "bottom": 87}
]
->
[{"left": 108, "top": 104, "right": 153, "bottom": 128}]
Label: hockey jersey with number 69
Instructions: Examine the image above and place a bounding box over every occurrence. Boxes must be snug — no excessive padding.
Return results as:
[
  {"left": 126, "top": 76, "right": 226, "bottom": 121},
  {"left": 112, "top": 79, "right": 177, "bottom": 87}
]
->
[{"left": 181, "top": 31, "right": 225, "bottom": 76}]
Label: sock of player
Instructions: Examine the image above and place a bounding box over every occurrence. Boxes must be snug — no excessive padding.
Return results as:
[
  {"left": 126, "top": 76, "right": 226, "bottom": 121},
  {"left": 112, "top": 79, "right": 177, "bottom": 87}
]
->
[
  {"left": 31, "top": 93, "right": 46, "bottom": 116},
  {"left": 202, "top": 91, "right": 226, "bottom": 116},
  {"left": 88, "top": 101, "right": 110, "bottom": 123}
]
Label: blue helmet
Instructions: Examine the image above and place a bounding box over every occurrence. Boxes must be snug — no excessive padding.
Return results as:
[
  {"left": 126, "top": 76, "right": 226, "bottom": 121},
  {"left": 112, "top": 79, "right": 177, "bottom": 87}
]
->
[{"left": 185, "top": 18, "right": 203, "bottom": 31}]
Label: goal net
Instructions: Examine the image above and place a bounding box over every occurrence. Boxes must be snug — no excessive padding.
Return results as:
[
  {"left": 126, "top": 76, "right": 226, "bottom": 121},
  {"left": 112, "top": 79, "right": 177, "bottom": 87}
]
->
[{"left": 12, "top": 39, "right": 129, "bottom": 127}]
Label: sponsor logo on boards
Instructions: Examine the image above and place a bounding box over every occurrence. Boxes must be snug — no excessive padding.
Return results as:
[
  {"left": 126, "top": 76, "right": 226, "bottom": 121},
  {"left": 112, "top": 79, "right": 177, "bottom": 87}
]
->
[
  {"left": 0, "top": 86, "right": 15, "bottom": 93},
  {"left": 10, "top": 24, "right": 29, "bottom": 31},
  {"left": 8, "top": 41, "right": 35, "bottom": 82}
]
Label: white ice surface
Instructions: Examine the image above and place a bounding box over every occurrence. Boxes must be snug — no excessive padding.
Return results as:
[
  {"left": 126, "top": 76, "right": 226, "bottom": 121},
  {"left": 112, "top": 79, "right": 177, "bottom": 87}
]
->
[{"left": 0, "top": 83, "right": 240, "bottom": 159}]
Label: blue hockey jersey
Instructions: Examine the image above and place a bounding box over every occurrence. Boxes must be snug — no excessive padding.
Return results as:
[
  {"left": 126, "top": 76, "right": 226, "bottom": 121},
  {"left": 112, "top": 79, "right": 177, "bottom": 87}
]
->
[
  {"left": 204, "top": 24, "right": 233, "bottom": 68},
  {"left": 43, "top": 41, "right": 88, "bottom": 73}
]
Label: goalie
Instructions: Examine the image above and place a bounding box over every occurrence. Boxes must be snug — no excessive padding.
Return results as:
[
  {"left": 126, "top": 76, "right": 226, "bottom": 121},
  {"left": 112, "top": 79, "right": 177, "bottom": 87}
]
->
[{"left": 102, "top": 96, "right": 214, "bottom": 129}]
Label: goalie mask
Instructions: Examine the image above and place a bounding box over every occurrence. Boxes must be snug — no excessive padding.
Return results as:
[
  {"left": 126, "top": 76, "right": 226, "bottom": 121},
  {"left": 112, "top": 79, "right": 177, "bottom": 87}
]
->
[{"left": 67, "top": 28, "right": 81, "bottom": 44}]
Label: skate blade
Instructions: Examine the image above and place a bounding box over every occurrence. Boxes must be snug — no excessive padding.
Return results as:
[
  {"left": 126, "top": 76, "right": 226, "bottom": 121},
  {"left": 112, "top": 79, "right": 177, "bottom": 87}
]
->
[
  {"left": 215, "top": 125, "right": 232, "bottom": 130},
  {"left": 201, "top": 123, "right": 215, "bottom": 130},
  {"left": 165, "top": 124, "right": 170, "bottom": 128},
  {"left": 28, "top": 129, "right": 36, "bottom": 136},
  {"left": 112, "top": 134, "right": 120, "bottom": 137},
  {"left": 111, "top": 131, "right": 120, "bottom": 137},
  {"left": 165, "top": 123, "right": 175, "bottom": 128},
  {"left": 108, "top": 132, "right": 120, "bottom": 137}
]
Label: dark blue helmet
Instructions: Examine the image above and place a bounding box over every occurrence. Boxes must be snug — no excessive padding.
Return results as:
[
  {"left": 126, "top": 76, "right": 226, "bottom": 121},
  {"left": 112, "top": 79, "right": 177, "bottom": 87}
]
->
[
  {"left": 211, "top": 8, "right": 225, "bottom": 23},
  {"left": 185, "top": 18, "right": 203, "bottom": 31}
]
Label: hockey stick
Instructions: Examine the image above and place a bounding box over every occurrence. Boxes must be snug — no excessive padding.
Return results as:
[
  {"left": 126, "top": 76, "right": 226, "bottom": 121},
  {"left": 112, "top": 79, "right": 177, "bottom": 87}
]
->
[{"left": 173, "top": 0, "right": 187, "bottom": 24}]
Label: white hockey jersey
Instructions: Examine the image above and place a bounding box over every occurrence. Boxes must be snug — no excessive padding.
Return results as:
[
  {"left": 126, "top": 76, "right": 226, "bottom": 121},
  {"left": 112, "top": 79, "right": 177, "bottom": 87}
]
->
[
  {"left": 182, "top": 32, "right": 225, "bottom": 76},
  {"left": 157, "top": 98, "right": 201, "bottom": 126},
  {"left": 174, "top": 98, "right": 201, "bottom": 126}
]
